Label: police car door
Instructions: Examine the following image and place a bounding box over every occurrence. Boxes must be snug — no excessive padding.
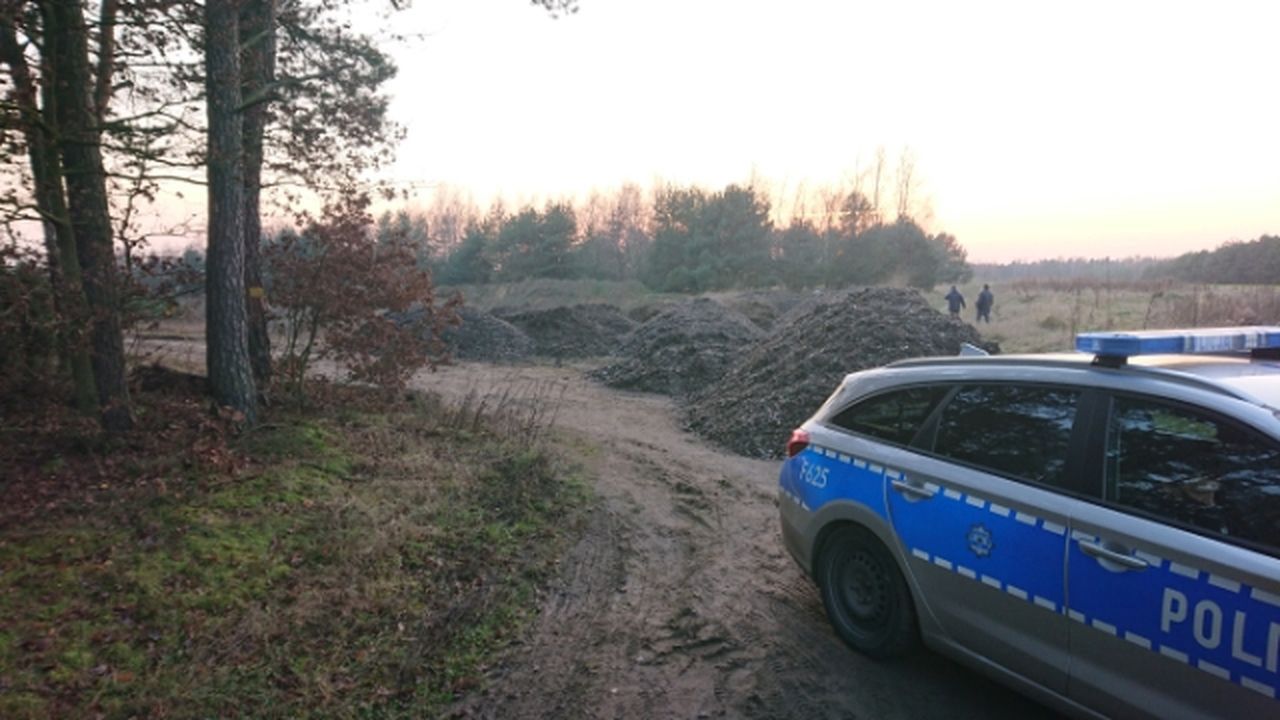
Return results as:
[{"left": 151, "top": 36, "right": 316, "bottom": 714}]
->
[
  {"left": 1066, "top": 392, "right": 1280, "bottom": 719},
  {"left": 888, "top": 383, "right": 1087, "bottom": 696}
]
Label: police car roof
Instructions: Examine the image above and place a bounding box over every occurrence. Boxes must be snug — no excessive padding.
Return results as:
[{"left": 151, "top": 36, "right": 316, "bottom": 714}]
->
[
  {"left": 1131, "top": 354, "right": 1280, "bottom": 408},
  {"left": 885, "top": 352, "right": 1280, "bottom": 409}
]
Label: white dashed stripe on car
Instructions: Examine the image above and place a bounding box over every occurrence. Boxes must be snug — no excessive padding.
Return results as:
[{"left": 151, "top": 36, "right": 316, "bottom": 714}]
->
[
  {"left": 1251, "top": 588, "right": 1280, "bottom": 608},
  {"left": 1242, "top": 677, "right": 1278, "bottom": 699},
  {"left": 1123, "top": 631, "right": 1152, "bottom": 650},
  {"left": 909, "top": 545, "right": 1278, "bottom": 702},
  {"left": 1207, "top": 574, "right": 1242, "bottom": 593},
  {"left": 808, "top": 447, "right": 1279, "bottom": 702}
]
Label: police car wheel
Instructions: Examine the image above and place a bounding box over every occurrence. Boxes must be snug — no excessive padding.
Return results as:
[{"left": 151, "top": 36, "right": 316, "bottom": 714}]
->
[{"left": 818, "top": 526, "right": 918, "bottom": 660}]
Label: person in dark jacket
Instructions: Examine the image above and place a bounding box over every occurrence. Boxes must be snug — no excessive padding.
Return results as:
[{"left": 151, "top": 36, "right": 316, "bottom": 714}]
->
[
  {"left": 945, "top": 285, "right": 966, "bottom": 318},
  {"left": 976, "top": 284, "right": 994, "bottom": 323}
]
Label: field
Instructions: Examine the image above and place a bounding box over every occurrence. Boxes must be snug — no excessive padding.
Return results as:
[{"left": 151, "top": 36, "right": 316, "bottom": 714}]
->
[{"left": 933, "top": 279, "right": 1280, "bottom": 353}]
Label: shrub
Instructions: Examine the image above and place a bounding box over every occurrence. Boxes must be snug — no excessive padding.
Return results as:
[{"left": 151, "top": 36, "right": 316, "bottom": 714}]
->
[
  {"left": 265, "top": 197, "right": 461, "bottom": 397},
  {"left": 0, "top": 244, "right": 62, "bottom": 405}
]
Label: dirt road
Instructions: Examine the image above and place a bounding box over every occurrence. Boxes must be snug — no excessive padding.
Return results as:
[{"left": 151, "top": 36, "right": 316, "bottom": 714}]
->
[{"left": 422, "top": 362, "right": 1052, "bottom": 720}]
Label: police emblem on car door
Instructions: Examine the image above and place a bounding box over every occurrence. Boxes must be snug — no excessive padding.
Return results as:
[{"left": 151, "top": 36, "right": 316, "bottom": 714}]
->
[{"left": 887, "top": 384, "right": 1084, "bottom": 695}]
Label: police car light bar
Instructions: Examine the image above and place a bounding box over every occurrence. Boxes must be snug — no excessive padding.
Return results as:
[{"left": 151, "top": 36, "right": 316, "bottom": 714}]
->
[{"left": 1076, "top": 326, "right": 1280, "bottom": 360}]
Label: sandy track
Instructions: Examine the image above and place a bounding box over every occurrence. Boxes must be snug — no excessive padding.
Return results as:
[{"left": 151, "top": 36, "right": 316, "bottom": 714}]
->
[
  {"left": 131, "top": 331, "right": 1051, "bottom": 718},
  {"left": 423, "top": 362, "right": 1051, "bottom": 720}
]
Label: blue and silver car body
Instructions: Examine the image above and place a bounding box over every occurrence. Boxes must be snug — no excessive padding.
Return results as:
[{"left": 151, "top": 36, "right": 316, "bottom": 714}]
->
[{"left": 780, "top": 327, "right": 1280, "bottom": 720}]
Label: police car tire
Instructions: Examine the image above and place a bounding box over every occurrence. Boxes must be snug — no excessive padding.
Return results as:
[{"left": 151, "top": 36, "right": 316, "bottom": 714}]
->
[{"left": 817, "top": 525, "right": 919, "bottom": 660}]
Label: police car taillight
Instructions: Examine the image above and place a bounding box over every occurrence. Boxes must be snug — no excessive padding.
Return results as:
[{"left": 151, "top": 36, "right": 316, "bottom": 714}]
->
[
  {"left": 786, "top": 428, "right": 810, "bottom": 458},
  {"left": 1076, "top": 326, "right": 1280, "bottom": 366}
]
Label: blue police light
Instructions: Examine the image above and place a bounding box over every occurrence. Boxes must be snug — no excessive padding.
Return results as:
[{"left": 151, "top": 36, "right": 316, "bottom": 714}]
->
[{"left": 1076, "top": 326, "right": 1280, "bottom": 358}]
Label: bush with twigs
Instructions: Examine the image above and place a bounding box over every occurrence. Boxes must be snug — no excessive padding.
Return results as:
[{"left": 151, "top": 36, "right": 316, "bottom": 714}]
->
[
  {"left": 265, "top": 197, "right": 461, "bottom": 398},
  {"left": 0, "top": 243, "right": 62, "bottom": 405}
]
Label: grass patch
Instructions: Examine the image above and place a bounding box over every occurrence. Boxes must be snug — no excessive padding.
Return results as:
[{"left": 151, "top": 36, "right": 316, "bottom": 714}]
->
[
  {"left": 953, "top": 280, "right": 1280, "bottom": 353},
  {"left": 0, "top": 386, "right": 589, "bottom": 718}
]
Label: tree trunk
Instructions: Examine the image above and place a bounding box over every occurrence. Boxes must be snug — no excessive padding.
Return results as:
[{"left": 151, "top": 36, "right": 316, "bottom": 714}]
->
[
  {"left": 92, "top": 0, "right": 118, "bottom": 124},
  {"left": 205, "top": 0, "right": 257, "bottom": 424},
  {"left": 42, "top": 0, "right": 132, "bottom": 432},
  {"left": 240, "top": 0, "right": 276, "bottom": 388},
  {"left": 0, "top": 12, "right": 97, "bottom": 415}
]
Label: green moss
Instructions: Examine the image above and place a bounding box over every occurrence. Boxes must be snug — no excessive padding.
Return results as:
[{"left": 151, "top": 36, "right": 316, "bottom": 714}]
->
[
  {"left": 102, "top": 640, "right": 148, "bottom": 673},
  {"left": 0, "top": 692, "right": 47, "bottom": 719},
  {"left": 127, "top": 551, "right": 174, "bottom": 597},
  {"left": 49, "top": 645, "right": 95, "bottom": 683},
  {"left": 239, "top": 420, "right": 347, "bottom": 471}
]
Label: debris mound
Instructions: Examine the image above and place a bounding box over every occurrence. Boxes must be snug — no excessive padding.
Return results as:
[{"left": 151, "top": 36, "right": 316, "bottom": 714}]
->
[
  {"left": 494, "top": 304, "right": 637, "bottom": 358},
  {"left": 683, "top": 287, "right": 991, "bottom": 459},
  {"left": 589, "top": 298, "right": 764, "bottom": 397},
  {"left": 718, "top": 290, "right": 808, "bottom": 331},
  {"left": 438, "top": 306, "right": 533, "bottom": 362},
  {"left": 626, "top": 303, "right": 669, "bottom": 324}
]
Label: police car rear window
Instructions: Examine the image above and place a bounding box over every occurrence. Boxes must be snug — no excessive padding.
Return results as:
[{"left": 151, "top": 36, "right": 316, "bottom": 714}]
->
[
  {"left": 933, "top": 385, "right": 1081, "bottom": 489},
  {"left": 1105, "top": 396, "right": 1280, "bottom": 550},
  {"left": 828, "top": 386, "right": 948, "bottom": 446}
]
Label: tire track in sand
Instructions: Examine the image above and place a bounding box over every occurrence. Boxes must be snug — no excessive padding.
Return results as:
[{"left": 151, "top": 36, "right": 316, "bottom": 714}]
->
[{"left": 419, "top": 362, "right": 1052, "bottom": 719}]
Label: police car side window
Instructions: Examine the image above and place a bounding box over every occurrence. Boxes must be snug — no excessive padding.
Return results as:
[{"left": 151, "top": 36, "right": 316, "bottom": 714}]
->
[
  {"left": 932, "top": 385, "right": 1080, "bottom": 488},
  {"left": 1105, "top": 397, "right": 1280, "bottom": 550},
  {"left": 828, "top": 386, "right": 948, "bottom": 446}
]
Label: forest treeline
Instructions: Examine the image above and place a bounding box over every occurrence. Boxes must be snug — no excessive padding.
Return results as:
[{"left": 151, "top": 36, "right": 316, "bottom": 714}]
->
[
  {"left": 973, "top": 257, "right": 1162, "bottom": 283},
  {"left": 972, "top": 235, "right": 1280, "bottom": 285},
  {"left": 1149, "top": 235, "right": 1280, "bottom": 284},
  {"left": 354, "top": 183, "right": 973, "bottom": 293}
]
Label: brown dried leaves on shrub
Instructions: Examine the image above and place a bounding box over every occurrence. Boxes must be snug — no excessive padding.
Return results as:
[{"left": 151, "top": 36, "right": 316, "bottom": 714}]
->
[{"left": 265, "top": 196, "right": 461, "bottom": 397}]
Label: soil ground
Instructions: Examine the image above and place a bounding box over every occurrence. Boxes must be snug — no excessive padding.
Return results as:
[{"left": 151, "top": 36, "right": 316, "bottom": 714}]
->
[
  {"left": 418, "top": 361, "right": 1052, "bottom": 720},
  {"left": 131, "top": 327, "right": 1053, "bottom": 718}
]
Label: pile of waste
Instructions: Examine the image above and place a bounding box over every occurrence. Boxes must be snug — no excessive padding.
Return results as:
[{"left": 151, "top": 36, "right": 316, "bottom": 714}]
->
[
  {"left": 682, "top": 287, "right": 992, "bottom": 458},
  {"left": 436, "top": 306, "right": 534, "bottom": 362},
  {"left": 717, "top": 290, "right": 808, "bottom": 331},
  {"left": 589, "top": 298, "right": 764, "bottom": 398},
  {"left": 495, "top": 304, "right": 637, "bottom": 359}
]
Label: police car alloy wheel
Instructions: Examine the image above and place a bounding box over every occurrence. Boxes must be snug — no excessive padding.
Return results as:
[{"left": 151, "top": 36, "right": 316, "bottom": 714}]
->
[{"left": 818, "top": 525, "right": 919, "bottom": 659}]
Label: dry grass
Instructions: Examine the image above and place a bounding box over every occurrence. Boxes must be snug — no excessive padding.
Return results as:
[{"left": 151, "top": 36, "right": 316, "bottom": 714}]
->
[
  {"left": 938, "top": 281, "right": 1280, "bottom": 354},
  {"left": 444, "top": 277, "right": 664, "bottom": 312}
]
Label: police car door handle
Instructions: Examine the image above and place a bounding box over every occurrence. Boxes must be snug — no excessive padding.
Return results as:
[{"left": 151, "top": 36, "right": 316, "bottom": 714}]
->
[
  {"left": 1078, "top": 541, "right": 1149, "bottom": 571},
  {"left": 890, "top": 479, "right": 937, "bottom": 500}
]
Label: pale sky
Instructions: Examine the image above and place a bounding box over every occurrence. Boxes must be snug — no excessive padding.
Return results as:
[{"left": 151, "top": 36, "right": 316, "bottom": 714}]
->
[{"left": 375, "top": 0, "right": 1279, "bottom": 263}]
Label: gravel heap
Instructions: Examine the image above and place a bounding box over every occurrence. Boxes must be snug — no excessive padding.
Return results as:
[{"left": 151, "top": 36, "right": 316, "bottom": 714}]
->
[
  {"left": 682, "top": 287, "right": 992, "bottom": 459},
  {"left": 437, "top": 306, "right": 533, "bottom": 362},
  {"left": 589, "top": 298, "right": 764, "bottom": 398},
  {"left": 494, "top": 303, "right": 637, "bottom": 359}
]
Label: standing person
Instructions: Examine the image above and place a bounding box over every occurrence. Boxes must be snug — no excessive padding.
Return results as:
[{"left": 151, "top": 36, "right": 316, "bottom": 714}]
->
[
  {"left": 976, "top": 283, "right": 994, "bottom": 323},
  {"left": 944, "top": 285, "right": 966, "bottom": 318}
]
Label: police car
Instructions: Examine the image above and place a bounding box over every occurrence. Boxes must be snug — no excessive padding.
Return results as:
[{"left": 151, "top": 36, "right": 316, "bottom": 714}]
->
[{"left": 778, "top": 327, "right": 1280, "bottom": 719}]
